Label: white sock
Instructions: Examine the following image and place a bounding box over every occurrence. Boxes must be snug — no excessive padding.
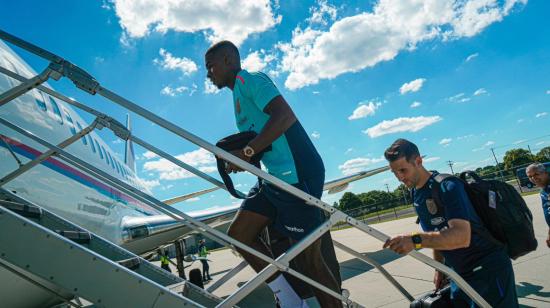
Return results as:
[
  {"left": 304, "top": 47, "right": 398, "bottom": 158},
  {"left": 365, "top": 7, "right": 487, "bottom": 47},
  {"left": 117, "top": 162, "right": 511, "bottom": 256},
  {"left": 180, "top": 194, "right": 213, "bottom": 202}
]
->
[{"left": 267, "top": 275, "right": 304, "bottom": 308}]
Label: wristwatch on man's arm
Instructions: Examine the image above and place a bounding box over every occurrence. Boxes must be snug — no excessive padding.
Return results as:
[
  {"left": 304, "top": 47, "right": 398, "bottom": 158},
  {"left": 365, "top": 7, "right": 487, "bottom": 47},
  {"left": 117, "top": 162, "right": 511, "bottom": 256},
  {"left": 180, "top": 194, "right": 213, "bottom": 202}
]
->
[
  {"left": 243, "top": 144, "right": 255, "bottom": 158},
  {"left": 411, "top": 232, "right": 422, "bottom": 250}
]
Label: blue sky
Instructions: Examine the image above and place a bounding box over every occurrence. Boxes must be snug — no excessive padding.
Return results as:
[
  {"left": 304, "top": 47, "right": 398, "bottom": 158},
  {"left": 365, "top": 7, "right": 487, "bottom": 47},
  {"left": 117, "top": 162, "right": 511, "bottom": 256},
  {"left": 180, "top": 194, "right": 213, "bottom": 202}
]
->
[{"left": 1, "top": 0, "right": 549, "bottom": 212}]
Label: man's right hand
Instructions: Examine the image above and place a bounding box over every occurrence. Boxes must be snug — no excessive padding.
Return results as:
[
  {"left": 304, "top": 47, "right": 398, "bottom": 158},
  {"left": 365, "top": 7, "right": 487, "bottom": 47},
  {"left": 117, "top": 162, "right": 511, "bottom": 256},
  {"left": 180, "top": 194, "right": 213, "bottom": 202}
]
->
[{"left": 433, "top": 270, "right": 447, "bottom": 289}]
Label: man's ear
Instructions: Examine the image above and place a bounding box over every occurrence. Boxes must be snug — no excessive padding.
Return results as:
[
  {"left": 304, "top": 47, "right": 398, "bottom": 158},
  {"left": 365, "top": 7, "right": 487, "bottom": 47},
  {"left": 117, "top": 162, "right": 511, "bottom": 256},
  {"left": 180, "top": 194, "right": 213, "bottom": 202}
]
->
[{"left": 415, "top": 155, "right": 422, "bottom": 167}]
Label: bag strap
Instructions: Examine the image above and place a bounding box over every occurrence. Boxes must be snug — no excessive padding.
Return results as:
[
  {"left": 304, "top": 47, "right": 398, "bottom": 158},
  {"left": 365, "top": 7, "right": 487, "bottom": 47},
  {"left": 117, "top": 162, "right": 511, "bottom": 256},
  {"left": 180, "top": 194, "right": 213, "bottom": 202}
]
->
[{"left": 216, "top": 157, "right": 261, "bottom": 199}]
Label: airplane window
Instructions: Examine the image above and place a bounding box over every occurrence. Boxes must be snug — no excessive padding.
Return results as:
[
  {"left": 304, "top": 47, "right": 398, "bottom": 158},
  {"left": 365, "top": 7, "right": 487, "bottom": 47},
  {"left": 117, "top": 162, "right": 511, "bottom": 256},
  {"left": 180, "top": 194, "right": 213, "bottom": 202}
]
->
[
  {"left": 34, "top": 90, "right": 47, "bottom": 112},
  {"left": 48, "top": 96, "right": 63, "bottom": 124},
  {"left": 64, "top": 109, "right": 77, "bottom": 135},
  {"left": 75, "top": 122, "right": 88, "bottom": 146},
  {"left": 95, "top": 140, "right": 103, "bottom": 159}
]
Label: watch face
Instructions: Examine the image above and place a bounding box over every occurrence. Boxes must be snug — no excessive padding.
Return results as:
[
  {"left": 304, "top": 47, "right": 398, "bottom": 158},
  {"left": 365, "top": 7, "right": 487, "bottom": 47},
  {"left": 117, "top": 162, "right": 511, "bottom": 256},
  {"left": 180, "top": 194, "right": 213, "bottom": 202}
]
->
[
  {"left": 412, "top": 234, "right": 422, "bottom": 244},
  {"left": 244, "top": 146, "right": 254, "bottom": 157}
]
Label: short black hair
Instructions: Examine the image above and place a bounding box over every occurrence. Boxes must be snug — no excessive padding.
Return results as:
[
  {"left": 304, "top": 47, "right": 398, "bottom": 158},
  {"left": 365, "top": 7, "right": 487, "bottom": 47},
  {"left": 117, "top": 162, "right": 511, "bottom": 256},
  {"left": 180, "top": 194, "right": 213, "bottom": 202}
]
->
[
  {"left": 384, "top": 138, "right": 420, "bottom": 162},
  {"left": 206, "top": 40, "right": 240, "bottom": 62}
]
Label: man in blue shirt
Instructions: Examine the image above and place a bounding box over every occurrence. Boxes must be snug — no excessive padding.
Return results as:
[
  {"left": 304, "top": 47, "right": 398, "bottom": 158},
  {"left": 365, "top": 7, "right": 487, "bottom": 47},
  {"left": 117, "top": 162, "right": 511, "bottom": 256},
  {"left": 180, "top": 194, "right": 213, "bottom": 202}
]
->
[
  {"left": 526, "top": 163, "right": 550, "bottom": 248},
  {"left": 383, "top": 139, "right": 518, "bottom": 307},
  {"left": 204, "top": 41, "right": 341, "bottom": 308}
]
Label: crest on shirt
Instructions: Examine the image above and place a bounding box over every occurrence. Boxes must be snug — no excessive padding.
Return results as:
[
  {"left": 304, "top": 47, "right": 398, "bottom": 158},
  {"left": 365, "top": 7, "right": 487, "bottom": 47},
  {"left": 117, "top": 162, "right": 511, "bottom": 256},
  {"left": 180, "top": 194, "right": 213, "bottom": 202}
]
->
[
  {"left": 235, "top": 98, "right": 241, "bottom": 114},
  {"left": 426, "top": 199, "right": 438, "bottom": 215}
]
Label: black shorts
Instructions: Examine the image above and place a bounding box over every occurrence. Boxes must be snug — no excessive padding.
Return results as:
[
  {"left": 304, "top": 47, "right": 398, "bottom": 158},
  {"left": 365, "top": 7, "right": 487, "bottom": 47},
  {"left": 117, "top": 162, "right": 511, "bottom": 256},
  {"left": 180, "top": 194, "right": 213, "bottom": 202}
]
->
[{"left": 240, "top": 174, "right": 325, "bottom": 240}]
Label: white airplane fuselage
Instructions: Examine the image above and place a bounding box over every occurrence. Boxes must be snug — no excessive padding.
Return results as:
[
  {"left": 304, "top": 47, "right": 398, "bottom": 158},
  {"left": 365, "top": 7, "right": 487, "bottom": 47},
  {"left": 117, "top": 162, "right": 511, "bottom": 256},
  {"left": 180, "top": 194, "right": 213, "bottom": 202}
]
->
[{"left": 0, "top": 40, "right": 236, "bottom": 254}]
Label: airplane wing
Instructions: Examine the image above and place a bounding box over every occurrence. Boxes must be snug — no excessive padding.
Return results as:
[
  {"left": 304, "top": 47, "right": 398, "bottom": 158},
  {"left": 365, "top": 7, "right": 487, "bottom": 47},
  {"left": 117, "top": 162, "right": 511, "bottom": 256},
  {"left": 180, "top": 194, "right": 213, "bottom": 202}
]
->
[
  {"left": 162, "top": 187, "right": 220, "bottom": 205},
  {"left": 162, "top": 165, "right": 390, "bottom": 206},
  {"left": 323, "top": 165, "right": 390, "bottom": 194}
]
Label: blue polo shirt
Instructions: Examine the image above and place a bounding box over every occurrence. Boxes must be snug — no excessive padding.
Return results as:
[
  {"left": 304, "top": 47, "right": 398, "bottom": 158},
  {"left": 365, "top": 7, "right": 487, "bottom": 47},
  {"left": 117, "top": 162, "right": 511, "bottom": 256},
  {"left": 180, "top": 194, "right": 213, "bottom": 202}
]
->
[
  {"left": 412, "top": 171, "right": 506, "bottom": 274},
  {"left": 541, "top": 184, "right": 550, "bottom": 227},
  {"left": 232, "top": 70, "right": 324, "bottom": 184}
]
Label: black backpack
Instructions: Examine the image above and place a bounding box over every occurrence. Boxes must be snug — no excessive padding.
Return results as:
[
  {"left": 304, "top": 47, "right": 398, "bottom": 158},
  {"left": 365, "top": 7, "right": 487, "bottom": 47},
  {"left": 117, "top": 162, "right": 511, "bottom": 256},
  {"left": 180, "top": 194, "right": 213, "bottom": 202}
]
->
[
  {"left": 431, "top": 171, "right": 537, "bottom": 260},
  {"left": 215, "top": 131, "right": 271, "bottom": 199}
]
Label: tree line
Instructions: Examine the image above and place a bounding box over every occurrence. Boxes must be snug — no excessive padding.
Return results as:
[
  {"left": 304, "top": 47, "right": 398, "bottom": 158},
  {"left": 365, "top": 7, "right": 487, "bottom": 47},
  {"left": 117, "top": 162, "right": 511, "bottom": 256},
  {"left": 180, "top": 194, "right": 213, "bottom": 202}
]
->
[{"left": 335, "top": 146, "right": 550, "bottom": 213}]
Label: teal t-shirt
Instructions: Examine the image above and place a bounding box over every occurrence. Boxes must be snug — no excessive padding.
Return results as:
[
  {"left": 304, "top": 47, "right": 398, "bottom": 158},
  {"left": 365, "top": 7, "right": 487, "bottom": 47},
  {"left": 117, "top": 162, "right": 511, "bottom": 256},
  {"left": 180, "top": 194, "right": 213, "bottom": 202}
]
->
[{"left": 232, "top": 70, "right": 324, "bottom": 184}]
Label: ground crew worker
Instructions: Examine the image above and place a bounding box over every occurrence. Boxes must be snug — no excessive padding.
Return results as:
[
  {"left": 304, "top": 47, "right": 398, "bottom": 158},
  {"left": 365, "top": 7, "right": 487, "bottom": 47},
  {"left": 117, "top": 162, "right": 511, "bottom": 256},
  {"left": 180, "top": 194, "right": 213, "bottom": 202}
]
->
[{"left": 198, "top": 239, "right": 211, "bottom": 281}]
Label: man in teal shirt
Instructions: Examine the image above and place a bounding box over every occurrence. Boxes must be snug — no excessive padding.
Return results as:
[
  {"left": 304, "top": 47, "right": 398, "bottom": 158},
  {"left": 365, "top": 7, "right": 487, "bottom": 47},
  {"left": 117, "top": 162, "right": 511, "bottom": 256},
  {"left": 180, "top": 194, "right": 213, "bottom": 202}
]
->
[{"left": 205, "top": 41, "right": 341, "bottom": 308}]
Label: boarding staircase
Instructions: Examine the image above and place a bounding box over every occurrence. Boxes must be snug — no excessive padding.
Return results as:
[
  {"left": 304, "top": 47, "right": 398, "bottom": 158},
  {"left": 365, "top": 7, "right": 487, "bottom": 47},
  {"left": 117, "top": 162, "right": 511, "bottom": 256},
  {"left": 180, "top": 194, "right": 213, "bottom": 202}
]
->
[
  {"left": 0, "top": 189, "right": 222, "bottom": 307},
  {"left": 0, "top": 29, "right": 492, "bottom": 308}
]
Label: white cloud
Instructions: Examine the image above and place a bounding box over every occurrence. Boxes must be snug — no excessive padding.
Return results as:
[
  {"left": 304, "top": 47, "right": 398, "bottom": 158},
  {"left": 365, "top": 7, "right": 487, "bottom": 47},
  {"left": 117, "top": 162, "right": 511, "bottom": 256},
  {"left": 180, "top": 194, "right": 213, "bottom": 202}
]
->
[
  {"left": 112, "top": 139, "right": 123, "bottom": 144},
  {"left": 465, "top": 52, "right": 479, "bottom": 62},
  {"left": 536, "top": 141, "right": 547, "bottom": 146},
  {"left": 204, "top": 79, "right": 220, "bottom": 94},
  {"left": 345, "top": 148, "right": 354, "bottom": 155},
  {"left": 410, "top": 101, "right": 422, "bottom": 108},
  {"left": 348, "top": 101, "right": 381, "bottom": 120},
  {"left": 185, "top": 197, "right": 200, "bottom": 202},
  {"left": 439, "top": 138, "right": 452, "bottom": 146},
  {"left": 278, "top": 0, "right": 526, "bottom": 90},
  {"left": 307, "top": 0, "right": 338, "bottom": 26},
  {"left": 424, "top": 156, "right": 441, "bottom": 163},
  {"left": 457, "top": 134, "right": 474, "bottom": 140},
  {"left": 517, "top": 118, "right": 525, "bottom": 123},
  {"left": 154, "top": 48, "right": 197, "bottom": 76},
  {"left": 241, "top": 50, "right": 276, "bottom": 72},
  {"left": 472, "top": 140, "right": 495, "bottom": 152},
  {"left": 513, "top": 139, "right": 527, "bottom": 145},
  {"left": 536, "top": 112, "right": 548, "bottom": 118},
  {"left": 400, "top": 78, "right": 426, "bottom": 95},
  {"left": 473, "top": 88, "right": 487, "bottom": 96},
  {"left": 143, "top": 148, "right": 216, "bottom": 180},
  {"left": 448, "top": 93, "right": 471, "bottom": 103},
  {"left": 338, "top": 156, "right": 385, "bottom": 175},
  {"left": 137, "top": 178, "right": 160, "bottom": 191},
  {"left": 311, "top": 131, "right": 321, "bottom": 139},
  {"left": 363, "top": 116, "right": 442, "bottom": 138},
  {"left": 112, "top": 0, "right": 281, "bottom": 46},
  {"left": 160, "top": 84, "right": 197, "bottom": 97},
  {"left": 143, "top": 151, "right": 158, "bottom": 160}
]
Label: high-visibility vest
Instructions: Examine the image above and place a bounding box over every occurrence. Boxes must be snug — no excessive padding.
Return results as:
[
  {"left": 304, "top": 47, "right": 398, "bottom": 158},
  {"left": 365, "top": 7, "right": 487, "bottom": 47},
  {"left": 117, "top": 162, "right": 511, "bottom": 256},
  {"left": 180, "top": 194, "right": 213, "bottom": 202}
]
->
[
  {"left": 160, "top": 255, "right": 170, "bottom": 265},
  {"left": 199, "top": 245, "right": 208, "bottom": 257}
]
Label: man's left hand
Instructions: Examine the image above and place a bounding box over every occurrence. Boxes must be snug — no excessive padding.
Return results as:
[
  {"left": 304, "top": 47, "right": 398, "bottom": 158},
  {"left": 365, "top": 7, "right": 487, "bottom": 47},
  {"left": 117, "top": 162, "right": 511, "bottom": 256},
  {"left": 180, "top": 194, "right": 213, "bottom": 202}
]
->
[
  {"left": 383, "top": 234, "right": 415, "bottom": 255},
  {"left": 225, "top": 149, "right": 251, "bottom": 173}
]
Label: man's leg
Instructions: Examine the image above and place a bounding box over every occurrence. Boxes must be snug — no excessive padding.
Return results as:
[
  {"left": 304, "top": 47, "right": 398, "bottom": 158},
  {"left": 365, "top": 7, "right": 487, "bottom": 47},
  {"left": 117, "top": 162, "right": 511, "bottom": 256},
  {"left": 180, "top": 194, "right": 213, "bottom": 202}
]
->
[
  {"left": 227, "top": 209, "right": 274, "bottom": 272},
  {"left": 201, "top": 260, "right": 208, "bottom": 281},
  {"left": 228, "top": 210, "right": 304, "bottom": 307},
  {"left": 293, "top": 237, "right": 342, "bottom": 308}
]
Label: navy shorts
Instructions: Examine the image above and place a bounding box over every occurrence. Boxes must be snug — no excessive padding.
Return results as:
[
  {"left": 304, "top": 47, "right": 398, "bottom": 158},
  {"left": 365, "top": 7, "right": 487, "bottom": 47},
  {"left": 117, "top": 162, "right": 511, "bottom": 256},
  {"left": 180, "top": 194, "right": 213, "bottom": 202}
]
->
[
  {"left": 450, "top": 251, "right": 518, "bottom": 307},
  {"left": 240, "top": 174, "right": 325, "bottom": 241}
]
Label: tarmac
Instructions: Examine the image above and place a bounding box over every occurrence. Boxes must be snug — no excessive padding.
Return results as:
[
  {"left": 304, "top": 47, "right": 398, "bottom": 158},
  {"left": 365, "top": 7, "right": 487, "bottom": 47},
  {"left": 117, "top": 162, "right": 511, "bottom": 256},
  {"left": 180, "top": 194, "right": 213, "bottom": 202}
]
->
[{"left": 178, "top": 194, "right": 550, "bottom": 307}]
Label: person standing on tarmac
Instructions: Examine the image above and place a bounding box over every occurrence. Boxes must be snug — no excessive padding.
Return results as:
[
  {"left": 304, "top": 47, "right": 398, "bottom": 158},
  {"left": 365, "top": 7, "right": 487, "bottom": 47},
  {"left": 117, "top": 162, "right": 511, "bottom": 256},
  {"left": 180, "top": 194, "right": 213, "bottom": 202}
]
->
[
  {"left": 526, "top": 162, "right": 550, "bottom": 248},
  {"left": 159, "top": 249, "right": 171, "bottom": 273},
  {"left": 198, "top": 239, "right": 212, "bottom": 281}
]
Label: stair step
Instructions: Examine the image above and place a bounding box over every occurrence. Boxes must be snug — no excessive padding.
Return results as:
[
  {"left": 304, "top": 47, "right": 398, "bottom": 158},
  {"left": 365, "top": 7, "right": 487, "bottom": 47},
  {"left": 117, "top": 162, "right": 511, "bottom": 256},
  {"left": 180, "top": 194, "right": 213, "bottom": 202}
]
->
[
  {"left": 0, "top": 200, "right": 42, "bottom": 219},
  {"left": 55, "top": 230, "right": 92, "bottom": 244}
]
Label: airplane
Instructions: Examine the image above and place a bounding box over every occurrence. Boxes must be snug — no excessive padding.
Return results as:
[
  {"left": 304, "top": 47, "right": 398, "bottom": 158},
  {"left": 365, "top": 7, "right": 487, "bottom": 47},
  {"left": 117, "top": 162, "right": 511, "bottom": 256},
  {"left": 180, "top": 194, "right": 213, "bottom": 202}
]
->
[{"left": 0, "top": 38, "right": 390, "bottom": 258}]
